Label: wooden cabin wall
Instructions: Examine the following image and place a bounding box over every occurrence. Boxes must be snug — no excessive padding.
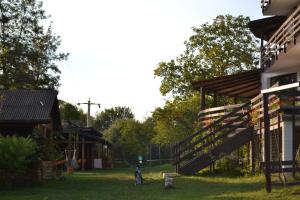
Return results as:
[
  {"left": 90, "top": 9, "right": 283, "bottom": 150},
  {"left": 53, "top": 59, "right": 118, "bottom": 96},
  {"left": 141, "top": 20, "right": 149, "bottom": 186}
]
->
[{"left": 0, "top": 124, "right": 35, "bottom": 136}]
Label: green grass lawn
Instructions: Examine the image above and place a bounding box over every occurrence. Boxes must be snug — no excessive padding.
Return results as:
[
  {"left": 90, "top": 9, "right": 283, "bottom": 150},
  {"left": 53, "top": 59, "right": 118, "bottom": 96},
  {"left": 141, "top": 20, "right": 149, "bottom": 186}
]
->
[{"left": 1, "top": 164, "right": 300, "bottom": 200}]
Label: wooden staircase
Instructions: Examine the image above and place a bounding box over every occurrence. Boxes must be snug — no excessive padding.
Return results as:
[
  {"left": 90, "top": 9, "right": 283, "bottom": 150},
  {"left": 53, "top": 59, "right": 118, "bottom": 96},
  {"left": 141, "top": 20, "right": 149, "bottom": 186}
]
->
[{"left": 173, "top": 101, "right": 254, "bottom": 175}]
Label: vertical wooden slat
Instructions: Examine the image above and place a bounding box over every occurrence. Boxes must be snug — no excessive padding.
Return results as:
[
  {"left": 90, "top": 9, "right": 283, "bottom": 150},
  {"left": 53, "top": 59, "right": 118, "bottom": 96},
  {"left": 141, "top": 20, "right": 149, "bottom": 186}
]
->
[
  {"left": 292, "top": 97, "right": 296, "bottom": 177},
  {"left": 82, "top": 137, "right": 85, "bottom": 171},
  {"left": 200, "top": 87, "right": 206, "bottom": 111}
]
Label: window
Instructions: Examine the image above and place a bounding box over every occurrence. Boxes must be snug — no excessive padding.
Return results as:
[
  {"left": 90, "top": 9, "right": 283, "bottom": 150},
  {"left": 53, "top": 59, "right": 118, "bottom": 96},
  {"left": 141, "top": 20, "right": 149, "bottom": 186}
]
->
[{"left": 270, "top": 73, "right": 297, "bottom": 87}]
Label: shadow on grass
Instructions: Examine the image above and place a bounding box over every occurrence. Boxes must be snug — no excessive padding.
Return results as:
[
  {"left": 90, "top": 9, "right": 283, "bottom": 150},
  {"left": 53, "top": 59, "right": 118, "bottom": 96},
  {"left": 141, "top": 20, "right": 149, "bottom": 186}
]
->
[{"left": 0, "top": 165, "right": 277, "bottom": 200}]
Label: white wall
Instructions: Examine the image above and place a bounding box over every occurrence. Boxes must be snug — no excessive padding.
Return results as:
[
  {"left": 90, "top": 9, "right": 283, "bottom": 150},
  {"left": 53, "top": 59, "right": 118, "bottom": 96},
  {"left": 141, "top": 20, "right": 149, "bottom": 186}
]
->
[
  {"left": 261, "top": 65, "right": 300, "bottom": 89},
  {"left": 282, "top": 121, "right": 293, "bottom": 162}
]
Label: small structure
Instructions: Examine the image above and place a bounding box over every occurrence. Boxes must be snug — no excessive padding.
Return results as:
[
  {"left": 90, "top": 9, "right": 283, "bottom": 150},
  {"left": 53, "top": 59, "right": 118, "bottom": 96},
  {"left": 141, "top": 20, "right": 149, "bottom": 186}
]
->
[
  {"left": 0, "top": 89, "right": 61, "bottom": 136},
  {"left": 59, "top": 121, "right": 112, "bottom": 170},
  {"left": 0, "top": 89, "right": 62, "bottom": 180}
]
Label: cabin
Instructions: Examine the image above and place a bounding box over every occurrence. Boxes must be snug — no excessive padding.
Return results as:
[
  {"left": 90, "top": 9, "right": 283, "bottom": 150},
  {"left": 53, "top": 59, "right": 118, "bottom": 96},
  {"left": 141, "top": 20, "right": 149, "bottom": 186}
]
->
[
  {"left": 173, "top": 0, "right": 300, "bottom": 192},
  {"left": 59, "top": 121, "right": 113, "bottom": 170},
  {"left": 0, "top": 89, "right": 61, "bottom": 136}
]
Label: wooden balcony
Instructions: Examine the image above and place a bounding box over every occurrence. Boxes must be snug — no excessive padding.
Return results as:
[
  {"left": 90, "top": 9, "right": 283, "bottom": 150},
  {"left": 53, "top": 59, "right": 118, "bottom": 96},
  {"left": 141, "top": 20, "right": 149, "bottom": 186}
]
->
[{"left": 261, "top": 6, "right": 300, "bottom": 70}]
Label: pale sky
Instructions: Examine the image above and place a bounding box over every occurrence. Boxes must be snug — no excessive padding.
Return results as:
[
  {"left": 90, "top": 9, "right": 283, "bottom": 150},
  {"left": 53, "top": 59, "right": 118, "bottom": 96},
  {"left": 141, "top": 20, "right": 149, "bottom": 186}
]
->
[{"left": 42, "top": 0, "right": 263, "bottom": 121}]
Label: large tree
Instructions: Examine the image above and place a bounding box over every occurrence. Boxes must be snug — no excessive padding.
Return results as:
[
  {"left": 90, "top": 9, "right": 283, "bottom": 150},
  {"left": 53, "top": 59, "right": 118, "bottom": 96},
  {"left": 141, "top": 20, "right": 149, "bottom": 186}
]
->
[
  {"left": 59, "top": 100, "right": 86, "bottom": 124},
  {"left": 154, "top": 15, "right": 259, "bottom": 97},
  {"left": 152, "top": 95, "right": 201, "bottom": 145},
  {"left": 0, "top": 0, "right": 68, "bottom": 89},
  {"left": 103, "top": 118, "right": 152, "bottom": 164},
  {"left": 94, "top": 106, "right": 134, "bottom": 132}
]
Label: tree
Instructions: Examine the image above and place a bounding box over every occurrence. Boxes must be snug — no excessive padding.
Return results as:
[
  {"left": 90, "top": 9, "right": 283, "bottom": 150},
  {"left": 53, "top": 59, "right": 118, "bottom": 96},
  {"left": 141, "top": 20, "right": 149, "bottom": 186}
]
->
[
  {"left": 94, "top": 106, "right": 134, "bottom": 132},
  {"left": 152, "top": 95, "right": 201, "bottom": 145},
  {"left": 0, "top": 0, "right": 68, "bottom": 89},
  {"left": 154, "top": 15, "right": 259, "bottom": 97},
  {"left": 59, "top": 100, "right": 88, "bottom": 127},
  {"left": 103, "top": 119, "right": 151, "bottom": 164}
]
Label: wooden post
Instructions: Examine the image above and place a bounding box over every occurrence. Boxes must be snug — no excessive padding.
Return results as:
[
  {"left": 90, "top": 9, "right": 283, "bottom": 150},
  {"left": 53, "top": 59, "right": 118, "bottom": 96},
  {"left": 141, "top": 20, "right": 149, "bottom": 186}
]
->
[
  {"left": 250, "top": 138, "right": 255, "bottom": 174},
  {"left": 247, "top": 142, "right": 250, "bottom": 170},
  {"left": 260, "top": 34, "right": 264, "bottom": 69},
  {"left": 200, "top": 87, "right": 206, "bottom": 111},
  {"left": 212, "top": 93, "right": 217, "bottom": 173},
  {"left": 82, "top": 136, "right": 85, "bottom": 171},
  {"left": 263, "top": 93, "right": 272, "bottom": 193},
  {"left": 292, "top": 97, "right": 296, "bottom": 177},
  {"left": 213, "top": 93, "right": 217, "bottom": 107},
  {"left": 158, "top": 145, "right": 161, "bottom": 164},
  {"left": 234, "top": 96, "right": 238, "bottom": 104},
  {"left": 149, "top": 144, "right": 152, "bottom": 167}
]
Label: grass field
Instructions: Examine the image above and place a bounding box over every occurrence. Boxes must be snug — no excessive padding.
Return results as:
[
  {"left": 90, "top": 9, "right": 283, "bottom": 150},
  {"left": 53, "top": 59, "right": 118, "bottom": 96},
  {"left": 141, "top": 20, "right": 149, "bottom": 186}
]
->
[{"left": 1, "top": 164, "right": 300, "bottom": 200}]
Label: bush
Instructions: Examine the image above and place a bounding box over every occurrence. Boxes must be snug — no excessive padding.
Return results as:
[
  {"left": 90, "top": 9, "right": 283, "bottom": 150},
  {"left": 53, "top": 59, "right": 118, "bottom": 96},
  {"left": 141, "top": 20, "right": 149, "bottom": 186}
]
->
[
  {"left": 0, "top": 135, "right": 36, "bottom": 187},
  {"left": 31, "top": 129, "right": 63, "bottom": 161}
]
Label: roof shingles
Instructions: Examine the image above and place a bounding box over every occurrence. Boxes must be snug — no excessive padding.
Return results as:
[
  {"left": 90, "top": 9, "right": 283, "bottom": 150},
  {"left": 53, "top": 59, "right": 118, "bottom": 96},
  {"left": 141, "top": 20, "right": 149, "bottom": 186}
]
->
[{"left": 0, "top": 90, "right": 57, "bottom": 123}]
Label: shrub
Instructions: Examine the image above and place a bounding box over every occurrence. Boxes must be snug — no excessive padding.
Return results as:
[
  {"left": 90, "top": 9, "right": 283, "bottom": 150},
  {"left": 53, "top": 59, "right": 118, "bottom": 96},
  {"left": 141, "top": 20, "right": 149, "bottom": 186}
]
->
[
  {"left": 0, "top": 135, "right": 36, "bottom": 187},
  {"left": 31, "top": 129, "right": 63, "bottom": 161}
]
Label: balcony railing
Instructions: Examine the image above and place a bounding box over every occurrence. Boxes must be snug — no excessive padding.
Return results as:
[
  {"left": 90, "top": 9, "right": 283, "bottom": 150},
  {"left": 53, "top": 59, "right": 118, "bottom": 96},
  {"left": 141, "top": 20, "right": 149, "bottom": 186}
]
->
[
  {"left": 198, "top": 104, "right": 246, "bottom": 126},
  {"left": 261, "top": 6, "right": 300, "bottom": 69}
]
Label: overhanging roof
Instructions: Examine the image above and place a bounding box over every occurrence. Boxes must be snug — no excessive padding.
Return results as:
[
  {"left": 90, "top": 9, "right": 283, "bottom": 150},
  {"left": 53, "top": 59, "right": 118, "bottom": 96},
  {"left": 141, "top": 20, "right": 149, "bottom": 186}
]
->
[
  {"left": 249, "top": 16, "right": 287, "bottom": 40},
  {"left": 63, "top": 121, "right": 111, "bottom": 146},
  {"left": 192, "top": 69, "right": 261, "bottom": 98},
  {"left": 0, "top": 89, "right": 59, "bottom": 124}
]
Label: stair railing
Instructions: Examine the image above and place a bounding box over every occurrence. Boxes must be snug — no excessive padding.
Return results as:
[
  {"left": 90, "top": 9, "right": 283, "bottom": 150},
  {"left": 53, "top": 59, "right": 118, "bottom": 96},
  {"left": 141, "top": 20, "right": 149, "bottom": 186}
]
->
[{"left": 173, "top": 101, "right": 251, "bottom": 172}]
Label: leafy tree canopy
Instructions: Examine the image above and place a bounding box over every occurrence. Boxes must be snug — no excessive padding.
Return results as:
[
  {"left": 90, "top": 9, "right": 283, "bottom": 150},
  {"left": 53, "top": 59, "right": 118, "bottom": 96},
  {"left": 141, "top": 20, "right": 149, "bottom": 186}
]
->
[
  {"left": 94, "top": 106, "right": 134, "bottom": 132},
  {"left": 152, "top": 95, "right": 201, "bottom": 145},
  {"left": 103, "top": 118, "right": 152, "bottom": 164},
  {"left": 59, "top": 100, "right": 87, "bottom": 127},
  {"left": 154, "top": 15, "right": 259, "bottom": 97},
  {"left": 0, "top": 0, "right": 68, "bottom": 89}
]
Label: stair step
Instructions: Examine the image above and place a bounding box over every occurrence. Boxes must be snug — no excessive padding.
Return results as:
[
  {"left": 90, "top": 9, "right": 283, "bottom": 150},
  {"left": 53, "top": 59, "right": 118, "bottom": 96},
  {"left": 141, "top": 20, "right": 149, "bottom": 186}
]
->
[{"left": 178, "top": 127, "right": 253, "bottom": 175}]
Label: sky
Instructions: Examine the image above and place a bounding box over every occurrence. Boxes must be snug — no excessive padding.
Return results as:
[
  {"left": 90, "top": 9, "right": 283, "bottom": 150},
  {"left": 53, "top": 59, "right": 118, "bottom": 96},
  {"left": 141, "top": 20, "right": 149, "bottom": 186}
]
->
[{"left": 42, "top": 0, "right": 263, "bottom": 121}]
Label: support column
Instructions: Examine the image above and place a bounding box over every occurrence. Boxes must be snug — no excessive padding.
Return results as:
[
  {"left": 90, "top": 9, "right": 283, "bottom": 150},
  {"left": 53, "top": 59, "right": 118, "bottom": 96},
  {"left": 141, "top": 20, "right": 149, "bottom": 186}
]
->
[
  {"left": 260, "top": 34, "right": 264, "bottom": 69},
  {"left": 82, "top": 137, "right": 85, "bottom": 171},
  {"left": 263, "top": 94, "right": 271, "bottom": 193},
  {"left": 200, "top": 87, "right": 206, "bottom": 111},
  {"left": 282, "top": 121, "right": 293, "bottom": 166},
  {"left": 250, "top": 138, "right": 255, "bottom": 174}
]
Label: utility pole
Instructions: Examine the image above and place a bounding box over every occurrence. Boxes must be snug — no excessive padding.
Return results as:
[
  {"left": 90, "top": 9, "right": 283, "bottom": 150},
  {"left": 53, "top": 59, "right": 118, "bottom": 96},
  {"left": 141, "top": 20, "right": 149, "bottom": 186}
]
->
[
  {"left": 78, "top": 98, "right": 101, "bottom": 127},
  {"left": 77, "top": 98, "right": 101, "bottom": 171}
]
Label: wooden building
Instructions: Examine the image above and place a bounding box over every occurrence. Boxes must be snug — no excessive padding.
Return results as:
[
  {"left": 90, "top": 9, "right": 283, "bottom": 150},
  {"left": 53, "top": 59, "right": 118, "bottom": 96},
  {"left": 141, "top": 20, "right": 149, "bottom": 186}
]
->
[
  {"left": 60, "top": 121, "right": 112, "bottom": 170},
  {"left": 173, "top": 0, "right": 300, "bottom": 192},
  {"left": 0, "top": 89, "right": 61, "bottom": 136}
]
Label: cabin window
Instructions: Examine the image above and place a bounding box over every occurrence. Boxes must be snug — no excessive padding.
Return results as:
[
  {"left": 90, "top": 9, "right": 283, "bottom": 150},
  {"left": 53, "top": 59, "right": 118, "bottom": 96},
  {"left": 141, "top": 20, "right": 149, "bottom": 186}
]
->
[{"left": 270, "top": 73, "right": 297, "bottom": 87}]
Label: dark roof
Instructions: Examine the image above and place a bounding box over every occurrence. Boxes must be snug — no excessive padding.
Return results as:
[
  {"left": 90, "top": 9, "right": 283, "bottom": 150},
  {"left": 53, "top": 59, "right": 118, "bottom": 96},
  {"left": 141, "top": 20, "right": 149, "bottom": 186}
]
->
[
  {"left": 0, "top": 89, "right": 58, "bottom": 123},
  {"left": 63, "top": 121, "right": 111, "bottom": 146},
  {"left": 249, "top": 16, "right": 287, "bottom": 40},
  {"left": 192, "top": 69, "right": 261, "bottom": 98}
]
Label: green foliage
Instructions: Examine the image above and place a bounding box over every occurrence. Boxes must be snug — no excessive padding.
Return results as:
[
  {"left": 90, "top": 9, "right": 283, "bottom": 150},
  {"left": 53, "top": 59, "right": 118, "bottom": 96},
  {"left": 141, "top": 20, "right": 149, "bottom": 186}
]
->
[
  {"left": 31, "top": 129, "right": 63, "bottom": 161},
  {"left": 152, "top": 95, "right": 201, "bottom": 145},
  {"left": 0, "top": 0, "right": 68, "bottom": 89},
  {"left": 0, "top": 135, "right": 36, "bottom": 187},
  {"left": 103, "top": 118, "right": 152, "bottom": 164},
  {"left": 154, "top": 15, "right": 259, "bottom": 97},
  {"left": 59, "top": 100, "right": 88, "bottom": 126},
  {"left": 94, "top": 106, "right": 134, "bottom": 133},
  {"left": 59, "top": 100, "right": 81, "bottom": 121}
]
